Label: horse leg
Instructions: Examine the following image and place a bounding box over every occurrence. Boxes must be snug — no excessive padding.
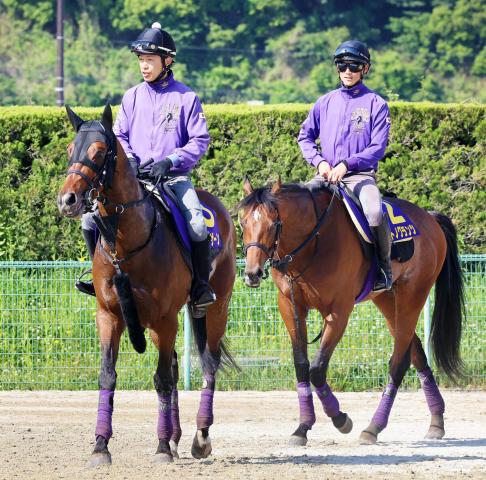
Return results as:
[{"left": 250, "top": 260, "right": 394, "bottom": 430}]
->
[
  {"left": 411, "top": 335, "right": 445, "bottom": 439},
  {"left": 169, "top": 351, "right": 182, "bottom": 458},
  {"left": 310, "top": 310, "right": 353, "bottom": 435},
  {"left": 89, "top": 312, "right": 123, "bottom": 467},
  {"left": 151, "top": 321, "right": 178, "bottom": 464},
  {"left": 361, "top": 291, "right": 423, "bottom": 444},
  {"left": 277, "top": 292, "right": 316, "bottom": 446}
]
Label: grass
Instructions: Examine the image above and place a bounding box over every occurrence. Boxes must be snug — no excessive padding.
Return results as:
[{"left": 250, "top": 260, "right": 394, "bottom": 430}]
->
[{"left": 0, "top": 258, "right": 484, "bottom": 391}]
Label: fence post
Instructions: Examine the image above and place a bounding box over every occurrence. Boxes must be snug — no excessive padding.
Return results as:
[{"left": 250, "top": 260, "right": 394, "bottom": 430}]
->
[
  {"left": 183, "top": 305, "right": 192, "bottom": 390},
  {"left": 423, "top": 294, "right": 432, "bottom": 366}
]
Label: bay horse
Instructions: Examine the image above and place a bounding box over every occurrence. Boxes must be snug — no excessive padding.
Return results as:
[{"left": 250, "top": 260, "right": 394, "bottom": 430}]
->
[
  {"left": 57, "top": 104, "right": 236, "bottom": 465},
  {"left": 239, "top": 177, "right": 463, "bottom": 445}
]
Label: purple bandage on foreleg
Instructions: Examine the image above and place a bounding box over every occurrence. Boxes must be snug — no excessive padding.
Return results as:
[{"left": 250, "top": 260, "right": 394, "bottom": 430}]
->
[
  {"left": 297, "top": 382, "right": 316, "bottom": 427},
  {"left": 196, "top": 374, "right": 215, "bottom": 430},
  {"left": 418, "top": 367, "right": 445, "bottom": 415},
  {"left": 170, "top": 388, "right": 182, "bottom": 443},
  {"left": 95, "top": 389, "right": 114, "bottom": 440},
  {"left": 315, "top": 383, "right": 340, "bottom": 418},
  {"left": 157, "top": 392, "right": 173, "bottom": 441},
  {"left": 371, "top": 383, "right": 397, "bottom": 431}
]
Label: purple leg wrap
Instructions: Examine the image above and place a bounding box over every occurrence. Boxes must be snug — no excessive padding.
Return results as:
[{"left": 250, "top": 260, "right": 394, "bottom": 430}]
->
[
  {"left": 297, "top": 382, "right": 316, "bottom": 427},
  {"left": 196, "top": 374, "right": 215, "bottom": 430},
  {"left": 315, "top": 383, "right": 340, "bottom": 418},
  {"left": 371, "top": 383, "right": 397, "bottom": 431},
  {"left": 157, "top": 392, "right": 173, "bottom": 441},
  {"left": 418, "top": 367, "right": 445, "bottom": 415},
  {"left": 170, "top": 388, "right": 182, "bottom": 443},
  {"left": 95, "top": 389, "right": 114, "bottom": 440}
]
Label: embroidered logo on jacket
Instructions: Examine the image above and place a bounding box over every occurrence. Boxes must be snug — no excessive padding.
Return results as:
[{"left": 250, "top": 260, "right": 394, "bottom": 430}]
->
[
  {"left": 161, "top": 103, "right": 180, "bottom": 132},
  {"left": 350, "top": 108, "right": 370, "bottom": 133}
]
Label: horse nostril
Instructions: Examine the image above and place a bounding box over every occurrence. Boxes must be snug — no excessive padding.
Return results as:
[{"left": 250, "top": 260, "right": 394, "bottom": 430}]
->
[
  {"left": 64, "top": 192, "right": 77, "bottom": 206},
  {"left": 257, "top": 268, "right": 264, "bottom": 278}
]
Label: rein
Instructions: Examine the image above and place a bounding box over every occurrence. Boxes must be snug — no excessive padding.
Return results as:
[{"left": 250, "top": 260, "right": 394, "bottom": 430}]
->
[{"left": 243, "top": 184, "right": 338, "bottom": 346}]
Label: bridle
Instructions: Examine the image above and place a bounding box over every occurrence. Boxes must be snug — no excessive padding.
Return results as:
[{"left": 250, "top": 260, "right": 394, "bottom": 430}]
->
[
  {"left": 243, "top": 187, "right": 338, "bottom": 278},
  {"left": 66, "top": 121, "right": 154, "bottom": 268}
]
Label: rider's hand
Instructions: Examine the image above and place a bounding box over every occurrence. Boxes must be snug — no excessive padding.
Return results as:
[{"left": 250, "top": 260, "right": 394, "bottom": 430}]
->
[
  {"left": 328, "top": 162, "right": 348, "bottom": 184},
  {"left": 149, "top": 158, "right": 172, "bottom": 181},
  {"left": 317, "top": 161, "right": 331, "bottom": 179}
]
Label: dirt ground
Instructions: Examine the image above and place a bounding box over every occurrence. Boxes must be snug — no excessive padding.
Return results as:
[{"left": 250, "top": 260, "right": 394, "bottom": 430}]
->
[{"left": 0, "top": 390, "right": 484, "bottom": 480}]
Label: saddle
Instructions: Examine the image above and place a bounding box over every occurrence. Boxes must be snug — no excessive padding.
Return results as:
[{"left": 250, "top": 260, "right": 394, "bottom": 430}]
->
[{"left": 141, "top": 180, "right": 223, "bottom": 269}]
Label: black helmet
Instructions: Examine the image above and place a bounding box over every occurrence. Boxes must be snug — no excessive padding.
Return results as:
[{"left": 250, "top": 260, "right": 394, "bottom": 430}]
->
[
  {"left": 334, "top": 40, "right": 370, "bottom": 65},
  {"left": 130, "top": 22, "right": 176, "bottom": 58}
]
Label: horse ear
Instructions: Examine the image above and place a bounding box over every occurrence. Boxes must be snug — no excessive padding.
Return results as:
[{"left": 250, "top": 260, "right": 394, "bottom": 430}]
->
[
  {"left": 271, "top": 176, "right": 282, "bottom": 194},
  {"left": 243, "top": 176, "right": 254, "bottom": 196},
  {"left": 101, "top": 102, "right": 113, "bottom": 131},
  {"left": 65, "top": 105, "right": 84, "bottom": 132}
]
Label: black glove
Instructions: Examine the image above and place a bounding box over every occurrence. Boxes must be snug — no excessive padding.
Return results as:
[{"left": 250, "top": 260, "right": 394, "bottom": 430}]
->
[{"left": 149, "top": 158, "right": 172, "bottom": 181}]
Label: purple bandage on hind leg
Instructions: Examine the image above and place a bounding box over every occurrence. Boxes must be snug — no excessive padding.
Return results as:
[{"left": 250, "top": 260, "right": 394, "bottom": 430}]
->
[
  {"left": 371, "top": 383, "right": 397, "bottom": 431},
  {"left": 315, "top": 383, "right": 340, "bottom": 418},
  {"left": 170, "top": 388, "right": 182, "bottom": 443},
  {"left": 157, "top": 392, "right": 173, "bottom": 441},
  {"left": 95, "top": 389, "right": 114, "bottom": 440},
  {"left": 418, "top": 367, "right": 445, "bottom": 415},
  {"left": 197, "top": 374, "right": 215, "bottom": 430},
  {"left": 297, "top": 382, "right": 316, "bottom": 427}
]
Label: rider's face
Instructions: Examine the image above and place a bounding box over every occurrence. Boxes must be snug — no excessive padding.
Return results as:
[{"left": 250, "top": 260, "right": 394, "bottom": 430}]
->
[
  {"left": 338, "top": 62, "right": 369, "bottom": 87},
  {"left": 138, "top": 54, "right": 172, "bottom": 82}
]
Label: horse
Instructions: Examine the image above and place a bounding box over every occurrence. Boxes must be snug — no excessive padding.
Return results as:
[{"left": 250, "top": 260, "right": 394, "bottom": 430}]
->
[
  {"left": 238, "top": 177, "right": 463, "bottom": 446},
  {"left": 57, "top": 104, "right": 237, "bottom": 465}
]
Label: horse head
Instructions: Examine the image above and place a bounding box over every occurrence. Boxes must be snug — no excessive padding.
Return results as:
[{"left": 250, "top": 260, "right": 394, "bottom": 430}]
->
[
  {"left": 239, "top": 177, "right": 282, "bottom": 287},
  {"left": 57, "top": 103, "right": 117, "bottom": 218}
]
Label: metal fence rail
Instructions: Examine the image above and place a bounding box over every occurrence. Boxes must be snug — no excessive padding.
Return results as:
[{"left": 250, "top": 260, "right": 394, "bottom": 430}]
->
[{"left": 1, "top": 256, "right": 485, "bottom": 391}]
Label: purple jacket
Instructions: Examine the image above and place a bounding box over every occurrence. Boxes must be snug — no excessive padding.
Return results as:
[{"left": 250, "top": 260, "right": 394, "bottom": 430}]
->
[
  {"left": 298, "top": 82, "right": 391, "bottom": 172},
  {"left": 114, "top": 72, "right": 210, "bottom": 174}
]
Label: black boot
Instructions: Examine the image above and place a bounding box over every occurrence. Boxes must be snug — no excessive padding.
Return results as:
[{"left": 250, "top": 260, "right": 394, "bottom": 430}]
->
[
  {"left": 372, "top": 215, "right": 393, "bottom": 292},
  {"left": 75, "top": 229, "right": 97, "bottom": 296},
  {"left": 190, "top": 237, "right": 216, "bottom": 315}
]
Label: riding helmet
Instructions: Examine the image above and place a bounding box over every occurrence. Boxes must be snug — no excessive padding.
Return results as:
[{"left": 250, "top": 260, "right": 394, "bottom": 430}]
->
[
  {"left": 130, "top": 22, "right": 176, "bottom": 58},
  {"left": 334, "top": 40, "right": 370, "bottom": 65}
]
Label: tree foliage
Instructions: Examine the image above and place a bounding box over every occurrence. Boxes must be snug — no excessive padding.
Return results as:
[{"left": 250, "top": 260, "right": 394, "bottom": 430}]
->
[{"left": 0, "top": 0, "right": 484, "bottom": 105}]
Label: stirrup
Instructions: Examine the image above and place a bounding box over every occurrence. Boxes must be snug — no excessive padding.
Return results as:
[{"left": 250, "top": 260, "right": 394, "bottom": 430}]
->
[
  {"left": 75, "top": 269, "right": 96, "bottom": 296},
  {"left": 372, "top": 268, "right": 392, "bottom": 292}
]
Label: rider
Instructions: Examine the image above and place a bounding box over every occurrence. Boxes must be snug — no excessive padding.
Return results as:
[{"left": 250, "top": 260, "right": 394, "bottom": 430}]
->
[
  {"left": 77, "top": 22, "right": 216, "bottom": 310},
  {"left": 298, "top": 40, "right": 392, "bottom": 291}
]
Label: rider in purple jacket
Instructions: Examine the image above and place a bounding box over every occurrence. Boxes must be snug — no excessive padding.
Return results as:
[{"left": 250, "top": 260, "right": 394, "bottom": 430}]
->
[
  {"left": 298, "top": 40, "right": 392, "bottom": 291},
  {"left": 78, "top": 23, "right": 216, "bottom": 310}
]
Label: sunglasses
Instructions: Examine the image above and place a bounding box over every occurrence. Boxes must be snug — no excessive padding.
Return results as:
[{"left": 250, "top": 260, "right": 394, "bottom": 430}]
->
[{"left": 336, "top": 62, "right": 365, "bottom": 73}]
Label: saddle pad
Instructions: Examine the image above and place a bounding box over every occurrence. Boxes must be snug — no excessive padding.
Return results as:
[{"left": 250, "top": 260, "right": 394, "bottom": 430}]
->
[
  {"left": 339, "top": 187, "right": 420, "bottom": 244},
  {"left": 142, "top": 182, "right": 222, "bottom": 253}
]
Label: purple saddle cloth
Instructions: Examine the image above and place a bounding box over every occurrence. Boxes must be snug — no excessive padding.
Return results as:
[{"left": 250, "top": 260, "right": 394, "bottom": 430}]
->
[
  {"left": 339, "top": 187, "right": 420, "bottom": 303},
  {"left": 161, "top": 192, "right": 222, "bottom": 254}
]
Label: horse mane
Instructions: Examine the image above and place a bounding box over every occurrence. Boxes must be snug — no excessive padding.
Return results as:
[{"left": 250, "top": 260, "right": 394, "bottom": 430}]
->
[{"left": 238, "top": 182, "right": 309, "bottom": 211}]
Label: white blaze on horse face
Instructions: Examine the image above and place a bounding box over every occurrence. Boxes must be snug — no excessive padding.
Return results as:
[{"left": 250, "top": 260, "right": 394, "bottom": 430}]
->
[{"left": 253, "top": 209, "right": 262, "bottom": 222}]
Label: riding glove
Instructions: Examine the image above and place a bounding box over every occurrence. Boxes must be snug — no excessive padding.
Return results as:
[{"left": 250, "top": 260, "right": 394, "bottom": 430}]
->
[{"left": 149, "top": 158, "right": 173, "bottom": 181}]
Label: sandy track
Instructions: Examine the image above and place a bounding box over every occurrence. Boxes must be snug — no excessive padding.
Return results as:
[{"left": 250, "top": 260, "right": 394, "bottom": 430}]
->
[{"left": 0, "top": 390, "right": 485, "bottom": 480}]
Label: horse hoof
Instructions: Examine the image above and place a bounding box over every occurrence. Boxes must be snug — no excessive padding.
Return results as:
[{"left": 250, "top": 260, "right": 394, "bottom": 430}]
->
[
  {"left": 87, "top": 452, "right": 112, "bottom": 467},
  {"left": 332, "top": 412, "right": 353, "bottom": 434},
  {"left": 289, "top": 434, "right": 308, "bottom": 446},
  {"left": 153, "top": 452, "right": 174, "bottom": 464},
  {"left": 169, "top": 440, "right": 179, "bottom": 459},
  {"left": 425, "top": 426, "right": 445, "bottom": 440},
  {"left": 359, "top": 430, "right": 378, "bottom": 445},
  {"left": 191, "top": 430, "right": 212, "bottom": 459}
]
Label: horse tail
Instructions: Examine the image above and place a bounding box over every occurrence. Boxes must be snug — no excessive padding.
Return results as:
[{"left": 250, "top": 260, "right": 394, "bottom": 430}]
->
[
  {"left": 113, "top": 271, "right": 146, "bottom": 354},
  {"left": 429, "top": 211, "right": 464, "bottom": 381},
  {"left": 189, "top": 308, "right": 239, "bottom": 373}
]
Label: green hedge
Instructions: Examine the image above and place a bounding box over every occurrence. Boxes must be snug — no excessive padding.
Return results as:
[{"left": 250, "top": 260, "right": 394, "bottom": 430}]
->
[{"left": 0, "top": 103, "right": 484, "bottom": 260}]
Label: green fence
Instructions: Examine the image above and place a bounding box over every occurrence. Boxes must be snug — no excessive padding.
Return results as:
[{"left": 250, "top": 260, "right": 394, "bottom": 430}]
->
[{"left": 0, "top": 256, "right": 484, "bottom": 391}]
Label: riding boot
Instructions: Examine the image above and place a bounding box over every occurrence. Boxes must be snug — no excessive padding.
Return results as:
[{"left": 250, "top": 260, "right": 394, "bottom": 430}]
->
[
  {"left": 75, "top": 229, "right": 97, "bottom": 296},
  {"left": 371, "top": 215, "right": 393, "bottom": 292},
  {"left": 190, "top": 237, "right": 216, "bottom": 313}
]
